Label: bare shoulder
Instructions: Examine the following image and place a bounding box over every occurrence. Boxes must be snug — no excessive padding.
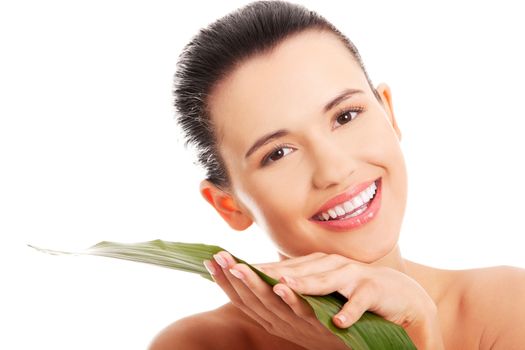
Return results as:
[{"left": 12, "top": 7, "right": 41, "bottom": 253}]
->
[
  {"left": 457, "top": 265, "right": 525, "bottom": 349},
  {"left": 148, "top": 302, "right": 306, "bottom": 350},
  {"left": 407, "top": 260, "right": 525, "bottom": 349},
  {"left": 148, "top": 303, "right": 254, "bottom": 350}
]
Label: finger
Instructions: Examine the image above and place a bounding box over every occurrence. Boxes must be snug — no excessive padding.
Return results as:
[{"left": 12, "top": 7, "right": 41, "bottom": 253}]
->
[
  {"left": 230, "top": 263, "right": 314, "bottom": 327},
  {"left": 272, "top": 283, "right": 320, "bottom": 328},
  {"left": 253, "top": 252, "right": 327, "bottom": 270},
  {"left": 258, "top": 253, "right": 351, "bottom": 280},
  {"left": 229, "top": 263, "right": 284, "bottom": 310},
  {"left": 254, "top": 252, "right": 366, "bottom": 270},
  {"left": 280, "top": 264, "right": 365, "bottom": 296},
  {"left": 333, "top": 284, "right": 376, "bottom": 329},
  {"left": 216, "top": 254, "right": 297, "bottom": 331},
  {"left": 213, "top": 251, "right": 235, "bottom": 269},
  {"left": 206, "top": 257, "right": 272, "bottom": 330}
]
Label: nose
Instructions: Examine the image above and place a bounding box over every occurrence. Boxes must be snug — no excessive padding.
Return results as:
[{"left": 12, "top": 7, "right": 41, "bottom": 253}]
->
[{"left": 310, "top": 139, "right": 355, "bottom": 190}]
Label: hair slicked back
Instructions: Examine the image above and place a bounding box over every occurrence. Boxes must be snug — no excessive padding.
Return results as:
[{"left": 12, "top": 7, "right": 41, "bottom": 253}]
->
[{"left": 174, "top": 0, "right": 378, "bottom": 189}]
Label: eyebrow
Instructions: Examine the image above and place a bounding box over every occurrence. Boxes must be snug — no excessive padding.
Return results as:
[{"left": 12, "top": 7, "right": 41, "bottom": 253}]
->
[
  {"left": 244, "top": 88, "right": 365, "bottom": 159},
  {"left": 323, "top": 88, "right": 365, "bottom": 112}
]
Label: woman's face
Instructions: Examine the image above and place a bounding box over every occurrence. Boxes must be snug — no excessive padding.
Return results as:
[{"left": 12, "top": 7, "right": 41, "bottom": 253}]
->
[{"left": 207, "top": 29, "right": 407, "bottom": 263}]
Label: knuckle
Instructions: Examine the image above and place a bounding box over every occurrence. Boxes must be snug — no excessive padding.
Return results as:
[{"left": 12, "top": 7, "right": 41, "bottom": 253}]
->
[
  {"left": 327, "top": 253, "right": 346, "bottom": 264},
  {"left": 229, "top": 296, "right": 244, "bottom": 309},
  {"left": 342, "top": 263, "right": 359, "bottom": 276},
  {"left": 318, "top": 272, "right": 331, "bottom": 286},
  {"left": 263, "top": 323, "right": 277, "bottom": 336},
  {"left": 236, "top": 305, "right": 251, "bottom": 317},
  {"left": 286, "top": 298, "right": 303, "bottom": 313},
  {"left": 348, "top": 297, "right": 366, "bottom": 313},
  {"left": 299, "top": 274, "right": 322, "bottom": 289},
  {"left": 241, "top": 277, "right": 255, "bottom": 290},
  {"left": 363, "top": 278, "right": 380, "bottom": 293},
  {"left": 294, "top": 308, "right": 309, "bottom": 319},
  {"left": 346, "top": 305, "right": 364, "bottom": 322},
  {"left": 267, "top": 298, "right": 284, "bottom": 310},
  {"left": 349, "top": 287, "right": 374, "bottom": 309}
]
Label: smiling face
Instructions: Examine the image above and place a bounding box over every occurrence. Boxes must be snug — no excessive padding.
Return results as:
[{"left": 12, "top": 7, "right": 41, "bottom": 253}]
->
[{"left": 204, "top": 29, "right": 408, "bottom": 263}]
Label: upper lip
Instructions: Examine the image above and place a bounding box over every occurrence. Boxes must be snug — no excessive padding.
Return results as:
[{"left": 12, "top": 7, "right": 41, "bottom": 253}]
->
[{"left": 310, "top": 177, "right": 380, "bottom": 218}]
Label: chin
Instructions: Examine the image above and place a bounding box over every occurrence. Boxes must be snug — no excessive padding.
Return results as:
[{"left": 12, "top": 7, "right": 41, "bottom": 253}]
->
[
  {"left": 358, "top": 236, "right": 400, "bottom": 263},
  {"left": 328, "top": 229, "right": 400, "bottom": 263}
]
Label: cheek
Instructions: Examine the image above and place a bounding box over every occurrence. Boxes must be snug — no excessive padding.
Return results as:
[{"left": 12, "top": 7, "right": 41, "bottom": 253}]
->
[
  {"left": 360, "top": 114, "right": 405, "bottom": 169},
  {"left": 246, "top": 163, "right": 310, "bottom": 223},
  {"left": 253, "top": 170, "right": 308, "bottom": 214}
]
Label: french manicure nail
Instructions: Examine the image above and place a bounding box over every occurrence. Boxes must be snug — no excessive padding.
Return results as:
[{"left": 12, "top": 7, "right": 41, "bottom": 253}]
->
[
  {"left": 229, "top": 268, "right": 244, "bottom": 280},
  {"left": 274, "top": 288, "right": 285, "bottom": 298},
  {"left": 335, "top": 314, "right": 347, "bottom": 326},
  {"left": 214, "top": 253, "right": 228, "bottom": 268},
  {"left": 203, "top": 260, "right": 216, "bottom": 276}
]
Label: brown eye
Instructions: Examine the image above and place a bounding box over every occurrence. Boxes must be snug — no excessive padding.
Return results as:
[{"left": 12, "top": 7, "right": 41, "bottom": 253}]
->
[
  {"left": 261, "top": 146, "right": 294, "bottom": 166},
  {"left": 334, "top": 109, "right": 360, "bottom": 127},
  {"left": 269, "top": 148, "right": 285, "bottom": 161}
]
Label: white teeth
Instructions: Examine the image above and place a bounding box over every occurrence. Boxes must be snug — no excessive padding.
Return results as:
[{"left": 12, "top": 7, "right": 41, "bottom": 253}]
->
[
  {"left": 347, "top": 206, "right": 367, "bottom": 218},
  {"left": 343, "top": 201, "right": 354, "bottom": 212},
  {"left": 352, "top": 195, "right": 364, "bottom": 208},
  {"left": 316, "top": 180, "right": 378, "bottom": 221}
]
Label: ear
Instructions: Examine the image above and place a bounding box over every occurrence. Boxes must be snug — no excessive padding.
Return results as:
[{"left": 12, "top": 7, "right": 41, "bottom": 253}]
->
[
  {"left": 376, "top": 82, "right": 402, "bottom": 142},
  {"left": 199, "top": 179, "right": 253, "bottom": 231}
]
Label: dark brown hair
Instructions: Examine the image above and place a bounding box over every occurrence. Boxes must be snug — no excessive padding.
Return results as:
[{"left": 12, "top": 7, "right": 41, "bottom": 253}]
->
[{"left": 174, "top": 0, "right": 380, "bottom": 190}]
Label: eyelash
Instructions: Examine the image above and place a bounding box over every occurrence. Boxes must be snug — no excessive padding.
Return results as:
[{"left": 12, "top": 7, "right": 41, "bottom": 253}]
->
[
  {"left": 261, "top": 142, "right": 295, "bottom": 167},
  {"left": 260, "top": 105, "right": 366, "bottom": 167},
  {"left": 332, "top": 105, "right": 366, "bottom": 129}
]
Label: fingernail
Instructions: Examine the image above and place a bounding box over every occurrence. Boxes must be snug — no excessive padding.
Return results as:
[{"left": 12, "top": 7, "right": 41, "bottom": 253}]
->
[
  {"left": 280, "top": 275, "right": 297, "bottom": 288},
  {"left": 274, "top": 288, "right": 285, "bottom": 298},
  {"left": 203, "top": 260, "right": 216, "bottom": 276},
  {"left": 229, "top": 268, "right": 244, "bottom": 280},
  {"left": 213, "top": 253, "right": 228, "bottom": 268},
  {"left": 335, "top": 314, "right": 347, "bottom": 326}
]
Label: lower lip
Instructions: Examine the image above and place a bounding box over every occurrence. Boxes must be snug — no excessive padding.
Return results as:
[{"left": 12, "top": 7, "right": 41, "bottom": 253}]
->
[{"left": 311, "top": 177, "right": 382, "bottom": 232}]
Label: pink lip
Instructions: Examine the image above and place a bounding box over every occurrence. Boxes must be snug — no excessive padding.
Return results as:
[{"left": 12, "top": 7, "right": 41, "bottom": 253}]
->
[
  {"left": 311, "top": 177, "right": 379, "bottom": 218},
  {"left": 309, "top": 177, "right": 382, "bottom": 232}
]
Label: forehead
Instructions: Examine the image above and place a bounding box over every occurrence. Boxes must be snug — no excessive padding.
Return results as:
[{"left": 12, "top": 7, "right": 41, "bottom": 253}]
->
[{"left": 208, "top": 29, "right": 370, "bottom": 157}]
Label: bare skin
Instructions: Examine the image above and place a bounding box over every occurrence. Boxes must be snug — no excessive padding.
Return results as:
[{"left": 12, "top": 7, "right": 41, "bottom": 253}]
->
[
  {"left": 150, "top": 262, "right": 525, "bottom": 349},
  {"left": 151, "top": 29, "right": 525, "bottom": 348}
]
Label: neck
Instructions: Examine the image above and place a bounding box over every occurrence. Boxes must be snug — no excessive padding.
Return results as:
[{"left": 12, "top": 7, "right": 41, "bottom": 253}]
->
[{"left": 369, "top": 243, "right": 408, "bottom": 273}]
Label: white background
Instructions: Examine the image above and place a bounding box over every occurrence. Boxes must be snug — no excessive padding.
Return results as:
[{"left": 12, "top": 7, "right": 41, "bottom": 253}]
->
[{"left": 1, "top": 1, "right": 524, "bottom": 349}]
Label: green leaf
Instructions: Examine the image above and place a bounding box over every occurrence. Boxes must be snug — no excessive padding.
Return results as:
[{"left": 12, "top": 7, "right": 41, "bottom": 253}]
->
[{"left": 29, "top": 240, "right": 416, "bottom": 350}]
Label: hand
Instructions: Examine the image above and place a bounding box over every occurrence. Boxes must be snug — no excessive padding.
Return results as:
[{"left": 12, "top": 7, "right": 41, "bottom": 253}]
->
[
  {"left": 205, "top": 251, "right": 445, "bottom": 350},
  {"left": 254, "top": 252, "right": 445, "bottom": 350},
  {"left": 204, "top": 252, "right": 349, "bottom": 350}
]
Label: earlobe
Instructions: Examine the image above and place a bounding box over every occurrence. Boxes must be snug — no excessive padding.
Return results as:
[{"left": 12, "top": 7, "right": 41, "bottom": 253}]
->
[
  {"left": 376, "top": 83, "right": 402, "bottom": 142},
  {"left": 199, "top": 179, "right": 253, "bottom": 231}
]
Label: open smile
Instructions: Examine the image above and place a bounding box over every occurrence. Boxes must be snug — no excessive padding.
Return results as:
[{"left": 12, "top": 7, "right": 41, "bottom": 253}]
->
[{"left": 310, "top": 177, "right": 382, "bottom": 231}]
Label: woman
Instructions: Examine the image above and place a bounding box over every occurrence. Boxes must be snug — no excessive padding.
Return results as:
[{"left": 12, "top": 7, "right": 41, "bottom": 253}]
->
[{"left": 150, "top": 1, "right": 525, "bottom": 349}]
